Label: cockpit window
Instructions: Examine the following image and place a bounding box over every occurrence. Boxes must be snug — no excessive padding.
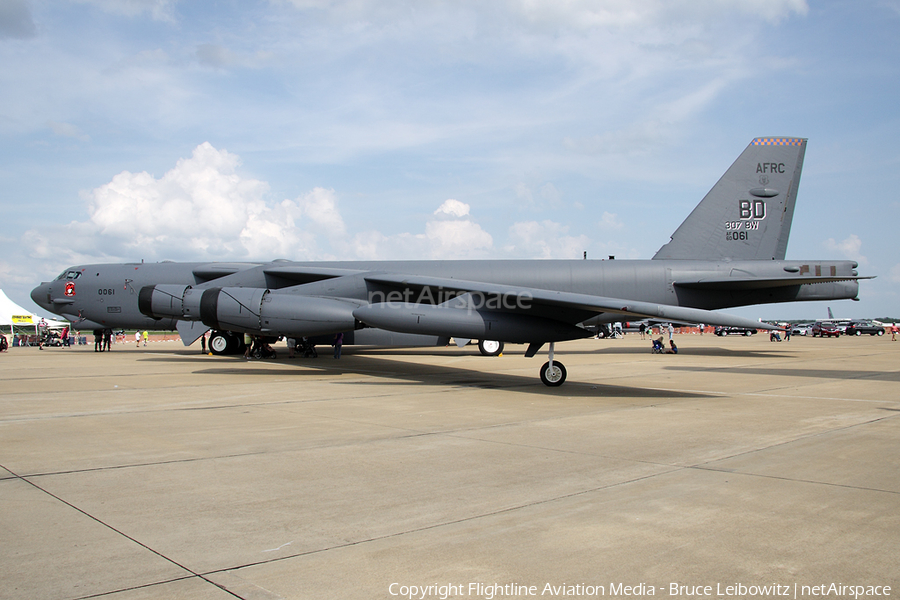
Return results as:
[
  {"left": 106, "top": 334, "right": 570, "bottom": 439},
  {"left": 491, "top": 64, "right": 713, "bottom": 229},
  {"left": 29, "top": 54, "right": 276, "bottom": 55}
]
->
[{"left": 55, "top": 270, "right": 82, "bottom": 281}]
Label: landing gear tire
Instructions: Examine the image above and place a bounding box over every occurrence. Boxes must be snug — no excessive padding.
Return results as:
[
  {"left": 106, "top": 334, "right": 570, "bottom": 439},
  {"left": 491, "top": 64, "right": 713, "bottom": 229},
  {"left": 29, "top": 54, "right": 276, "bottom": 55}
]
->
[
  {"left": 478, "top": 340, "right": 504, "bottom": 356},
  {"left": 209, "top": 331, "right": 244, "bottom": 355},
  {"left": 540, "top": 361, "right": 567, "bottom": 387},
  {"left": 209, "top": 331, "right": 230, "bottom": 355}
]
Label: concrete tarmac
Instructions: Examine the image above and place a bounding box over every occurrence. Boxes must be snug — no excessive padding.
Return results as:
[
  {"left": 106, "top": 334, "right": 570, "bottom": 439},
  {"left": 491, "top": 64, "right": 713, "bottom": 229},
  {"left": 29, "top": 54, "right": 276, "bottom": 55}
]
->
[{"left": 1, "top": 334, "right": 898, "bottom": 599}]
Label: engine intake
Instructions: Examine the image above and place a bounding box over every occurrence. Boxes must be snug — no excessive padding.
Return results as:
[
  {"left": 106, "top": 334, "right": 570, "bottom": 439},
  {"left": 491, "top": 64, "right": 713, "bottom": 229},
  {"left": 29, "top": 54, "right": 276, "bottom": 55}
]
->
[{"left": 138, "top": 284, "right": 205, "bottom": 320}]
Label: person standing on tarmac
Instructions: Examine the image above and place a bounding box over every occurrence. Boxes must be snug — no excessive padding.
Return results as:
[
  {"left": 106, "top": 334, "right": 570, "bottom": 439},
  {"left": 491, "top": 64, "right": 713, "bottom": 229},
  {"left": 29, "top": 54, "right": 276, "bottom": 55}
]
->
[
  {"left": 332, "top": 332, "right": 343, "bottom": 359},
  {"left": 244, "top": 333, "right": 253, "bottom": 359}
]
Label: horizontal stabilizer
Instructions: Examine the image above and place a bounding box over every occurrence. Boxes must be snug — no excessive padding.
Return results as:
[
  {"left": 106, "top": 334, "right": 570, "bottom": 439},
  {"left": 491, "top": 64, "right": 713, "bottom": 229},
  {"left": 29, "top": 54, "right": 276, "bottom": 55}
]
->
[{"left": 676, "top": 275, "right": 874, "bottom": 291}]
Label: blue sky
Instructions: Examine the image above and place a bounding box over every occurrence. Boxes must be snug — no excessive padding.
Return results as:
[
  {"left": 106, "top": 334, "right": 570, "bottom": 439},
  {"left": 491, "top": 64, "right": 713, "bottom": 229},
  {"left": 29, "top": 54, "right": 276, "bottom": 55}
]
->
[{"left": 2, "top": 0, "right": 898, "bottom": 320}]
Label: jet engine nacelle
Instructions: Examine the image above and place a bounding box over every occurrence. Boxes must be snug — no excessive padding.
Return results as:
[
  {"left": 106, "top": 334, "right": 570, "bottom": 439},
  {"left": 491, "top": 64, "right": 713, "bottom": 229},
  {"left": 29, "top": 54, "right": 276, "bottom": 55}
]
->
[
  {"left": 199, "top": 287, "right": 359, "bottom": 337},
  {"left": 352, "top": 303, "right": 592, "bottom": 343},
  {"left": 138, "top": 284, "right": 205, "bottom": 320}
]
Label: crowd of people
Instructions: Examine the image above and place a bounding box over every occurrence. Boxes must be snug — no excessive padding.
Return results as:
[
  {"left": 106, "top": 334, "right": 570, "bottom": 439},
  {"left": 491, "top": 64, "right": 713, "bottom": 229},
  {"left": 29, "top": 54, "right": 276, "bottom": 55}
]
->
[{"left": 0, "top": 327, "right": 154, "bottom": 352}]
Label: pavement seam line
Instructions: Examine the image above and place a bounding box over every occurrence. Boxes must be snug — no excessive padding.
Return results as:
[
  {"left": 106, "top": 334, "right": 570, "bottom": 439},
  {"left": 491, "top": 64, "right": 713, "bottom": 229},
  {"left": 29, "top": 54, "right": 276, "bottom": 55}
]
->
[
  {"left": 197, "top": 465, "right": 686, "bottom": 577},
  {"left": 0, "top": 463, "right": 249, "bottom": 600}
]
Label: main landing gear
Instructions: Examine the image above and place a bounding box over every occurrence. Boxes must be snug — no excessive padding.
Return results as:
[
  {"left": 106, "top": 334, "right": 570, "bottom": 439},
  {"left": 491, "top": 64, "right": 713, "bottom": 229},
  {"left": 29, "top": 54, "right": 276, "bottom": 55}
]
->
[
  {"left": 208, "top": 330, "right": 245, "bottom": 355},
  {"left": 478, "top": 339, "right": 504, "bottom": 356}
]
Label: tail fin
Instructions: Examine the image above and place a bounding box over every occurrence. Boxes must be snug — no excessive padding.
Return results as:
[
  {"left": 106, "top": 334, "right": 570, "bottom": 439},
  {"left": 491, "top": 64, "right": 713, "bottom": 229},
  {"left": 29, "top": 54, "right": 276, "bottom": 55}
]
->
[{"left": 653, "top": 137, "right": 807, "bottom": 261}]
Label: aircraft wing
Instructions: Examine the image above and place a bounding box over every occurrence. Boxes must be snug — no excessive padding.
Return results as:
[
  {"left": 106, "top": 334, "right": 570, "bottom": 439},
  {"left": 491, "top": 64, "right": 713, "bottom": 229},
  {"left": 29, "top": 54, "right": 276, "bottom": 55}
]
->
[{"left": 359, "top": 273, "right": 777, "bottom": 336}]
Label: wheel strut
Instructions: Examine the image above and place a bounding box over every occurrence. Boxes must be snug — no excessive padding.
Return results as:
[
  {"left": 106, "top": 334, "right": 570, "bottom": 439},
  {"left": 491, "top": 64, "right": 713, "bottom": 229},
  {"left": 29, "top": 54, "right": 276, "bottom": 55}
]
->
[{"left": 539, "top": 342, "right": 567, "bottom": 386}]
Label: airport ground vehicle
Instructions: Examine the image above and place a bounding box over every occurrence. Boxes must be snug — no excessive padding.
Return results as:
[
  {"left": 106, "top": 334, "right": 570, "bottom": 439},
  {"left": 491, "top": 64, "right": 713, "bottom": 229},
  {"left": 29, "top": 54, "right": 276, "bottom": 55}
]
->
[
  {"left": 811, "top": 321, "right": 842, "bottom": 337},
  {"left": 844, "top": 321, "right": 885, "bottom": 336},
  {"left": 714, "top": 327, "right": 757, "bottom": 337}
]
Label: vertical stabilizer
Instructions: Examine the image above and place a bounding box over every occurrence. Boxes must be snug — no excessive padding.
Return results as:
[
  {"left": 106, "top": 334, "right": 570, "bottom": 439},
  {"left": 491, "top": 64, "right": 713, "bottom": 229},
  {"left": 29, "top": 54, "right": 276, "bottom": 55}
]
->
[{"left": 653, "top": 137, "right": 806, "bottom": 260}]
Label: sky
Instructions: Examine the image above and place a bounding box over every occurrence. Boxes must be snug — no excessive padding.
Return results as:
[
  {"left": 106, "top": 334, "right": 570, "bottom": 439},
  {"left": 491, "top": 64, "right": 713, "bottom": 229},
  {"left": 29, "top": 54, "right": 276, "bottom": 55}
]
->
[{"left": 1, "top": 0, "right": 899, "bottom": 321}]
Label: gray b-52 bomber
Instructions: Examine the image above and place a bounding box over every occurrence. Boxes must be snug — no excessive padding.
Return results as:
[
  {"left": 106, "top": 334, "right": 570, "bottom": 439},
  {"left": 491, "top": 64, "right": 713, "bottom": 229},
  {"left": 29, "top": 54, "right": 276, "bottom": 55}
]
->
[{"left": 32, "top": 137, "right": 867, "bottom": 386}]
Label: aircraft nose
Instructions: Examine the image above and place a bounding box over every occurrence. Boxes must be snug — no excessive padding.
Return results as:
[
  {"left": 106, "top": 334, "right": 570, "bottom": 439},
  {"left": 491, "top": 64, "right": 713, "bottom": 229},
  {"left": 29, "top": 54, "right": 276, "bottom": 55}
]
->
[{"left": 31, "top": 282, "right": 53, "bottom": 311}]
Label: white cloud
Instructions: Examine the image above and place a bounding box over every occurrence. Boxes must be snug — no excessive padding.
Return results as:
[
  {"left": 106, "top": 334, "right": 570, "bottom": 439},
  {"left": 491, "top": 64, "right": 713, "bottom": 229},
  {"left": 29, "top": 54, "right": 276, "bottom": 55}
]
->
[
  {"left": 299, "top": 187, "right": 346, "bottom": 238},
  {"left": 87, "top": 142, "right": 268, "bottom": 248},
  {"left": 20, "top": 144, "right": 500, "bottom": 267},
  {"left": 824, "top": 234, "right": 868, "bottom": 266},
  {"left": 434, "top": 199, "right": 470, "bottom": 218},
  {"left": 426, "top": 219, "right": 492, "bottom": 255},
  {"left": 353, "top": 199, "right": 492, "bottom": 259},
  {"left": 505, "top": 220, "right": 589, "bottom": 259},
  {"left": 22, "top": 143, "right": 332, "bottom": 263},
  {"left": 598, "top": 211, "right": 624, "bottom": 230}
]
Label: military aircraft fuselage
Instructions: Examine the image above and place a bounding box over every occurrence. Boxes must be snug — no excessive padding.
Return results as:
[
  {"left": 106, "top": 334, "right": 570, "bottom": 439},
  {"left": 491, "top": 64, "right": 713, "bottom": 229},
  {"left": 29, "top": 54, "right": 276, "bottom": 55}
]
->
[{"left": 32, "top": 258, "right": 860, "bottom": 331}]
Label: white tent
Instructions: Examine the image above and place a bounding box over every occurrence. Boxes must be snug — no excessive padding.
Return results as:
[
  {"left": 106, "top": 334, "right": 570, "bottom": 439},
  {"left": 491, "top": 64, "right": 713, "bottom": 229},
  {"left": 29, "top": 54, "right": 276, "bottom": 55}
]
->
[{"left": 0, "top": 289, "right": 69, "bottom": 336}]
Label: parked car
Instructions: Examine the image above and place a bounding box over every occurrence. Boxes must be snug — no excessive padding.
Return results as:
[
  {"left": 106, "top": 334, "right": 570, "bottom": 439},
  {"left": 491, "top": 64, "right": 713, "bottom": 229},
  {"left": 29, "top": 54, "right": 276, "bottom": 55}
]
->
[
  {"left": 714, "top": 327, "right": 757, "bottom": 337},
  {"left": 790, "top": 324, "right": 811, "bottom": 336},
  {"left": 811, "top": 321, "right": 842, "bottom": 337},
  {"left": 844, "top": 321, "right": 885, "bottom": 336}
]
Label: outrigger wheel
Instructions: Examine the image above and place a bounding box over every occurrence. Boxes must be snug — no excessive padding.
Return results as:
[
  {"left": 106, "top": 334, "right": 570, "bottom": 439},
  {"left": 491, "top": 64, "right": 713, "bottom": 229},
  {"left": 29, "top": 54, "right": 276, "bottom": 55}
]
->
[{"left": 540, "top": 360, "right": 566, "bottom": 386}]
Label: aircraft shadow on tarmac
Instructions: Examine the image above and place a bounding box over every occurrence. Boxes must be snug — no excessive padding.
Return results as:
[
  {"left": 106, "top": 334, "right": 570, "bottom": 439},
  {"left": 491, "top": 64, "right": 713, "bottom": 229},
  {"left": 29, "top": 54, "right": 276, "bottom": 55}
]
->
[
  {"left": 665, "top": 365, "right": 900, "bottom": 383},
  {"left": 139, "top": 353, "right": 715, "bottom": 399},
  {"left": 351, "top": 345, "right": 784, "bottom": 359},
  {"left": 588, "top": 345, "right": 787, "bottom": 358}
]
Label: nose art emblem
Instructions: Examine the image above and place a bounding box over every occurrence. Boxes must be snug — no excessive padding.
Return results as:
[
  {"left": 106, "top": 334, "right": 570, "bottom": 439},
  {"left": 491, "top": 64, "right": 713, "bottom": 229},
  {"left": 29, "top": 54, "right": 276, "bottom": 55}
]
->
[{"left": 64, "top": 282, "right": 76, "bottom": 297}]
